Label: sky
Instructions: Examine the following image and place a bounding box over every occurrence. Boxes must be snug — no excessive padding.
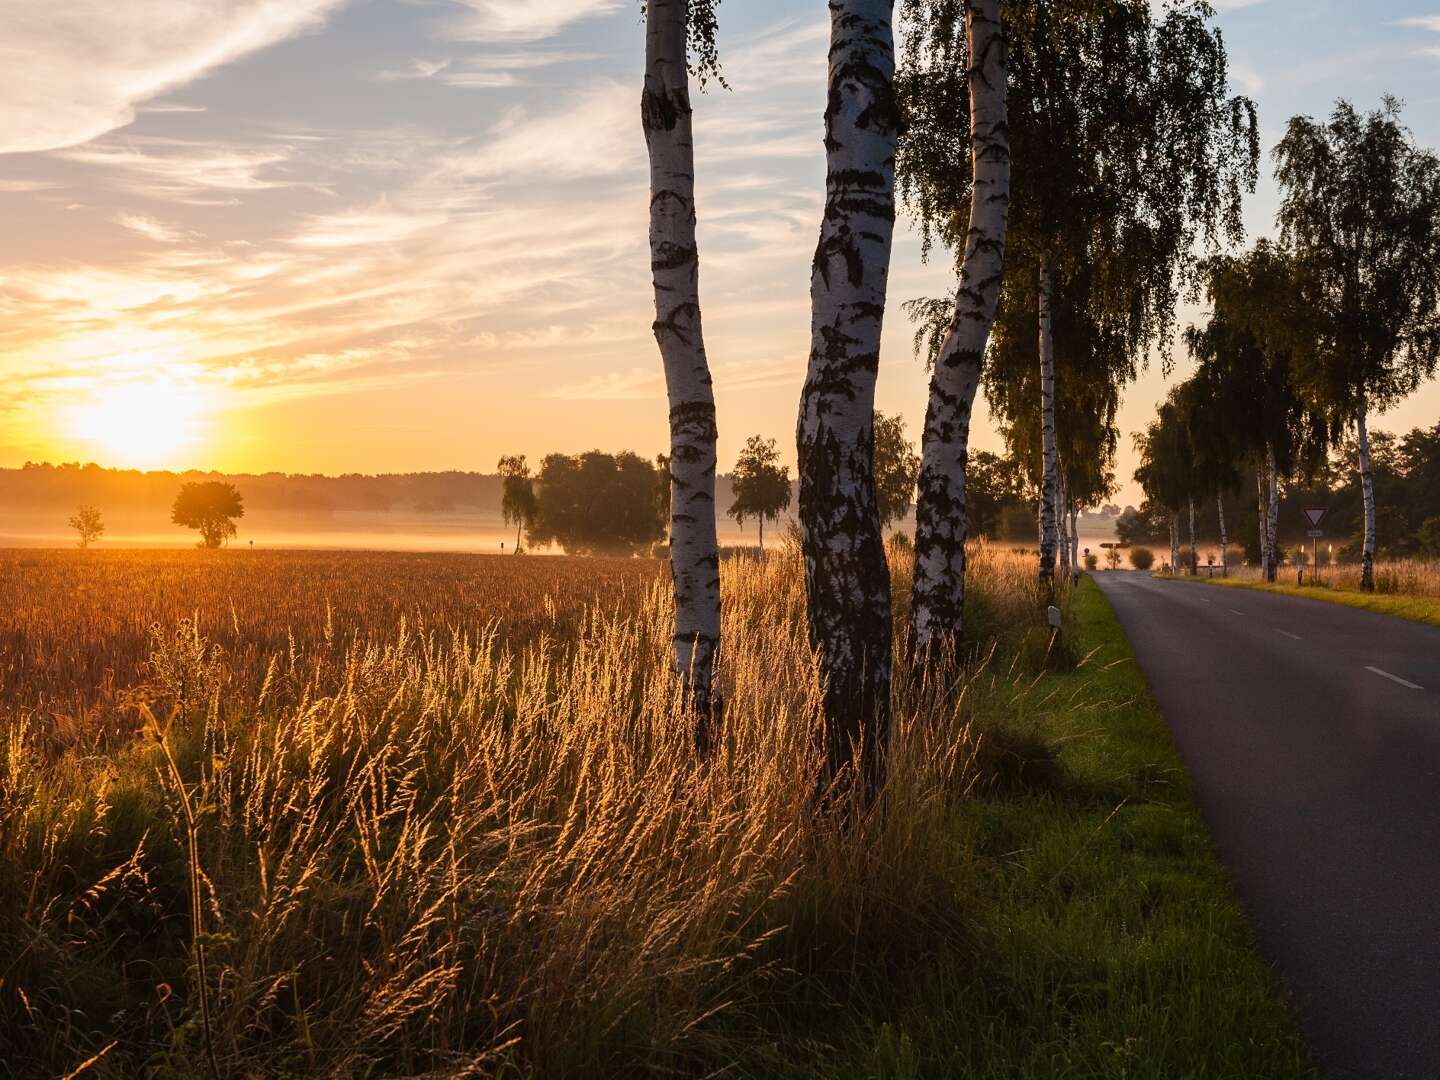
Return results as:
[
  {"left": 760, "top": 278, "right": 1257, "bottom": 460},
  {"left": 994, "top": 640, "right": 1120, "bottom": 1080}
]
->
[{"left": 1, "top": 0, "right": 1438, "bottom": 506}]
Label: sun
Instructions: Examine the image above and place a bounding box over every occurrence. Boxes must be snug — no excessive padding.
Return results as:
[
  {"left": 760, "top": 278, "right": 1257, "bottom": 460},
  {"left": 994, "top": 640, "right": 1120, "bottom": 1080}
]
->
[{"left": 66, "top": 379, "right": 210, "bottom": 468}]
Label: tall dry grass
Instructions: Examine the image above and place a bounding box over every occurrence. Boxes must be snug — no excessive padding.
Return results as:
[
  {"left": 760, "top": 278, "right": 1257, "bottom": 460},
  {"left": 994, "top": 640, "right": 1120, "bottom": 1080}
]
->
[
  {"left": 1, "top": 542, "right": 1065, "bottom": 1077},
  {"left": 1219, "top": 556, "right": 1440, "bottom": 598}
]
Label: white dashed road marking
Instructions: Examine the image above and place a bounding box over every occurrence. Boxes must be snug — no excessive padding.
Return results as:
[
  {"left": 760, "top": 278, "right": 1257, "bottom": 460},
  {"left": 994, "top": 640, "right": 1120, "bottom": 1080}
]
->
[
  {"left": 1366, "top": 666, "right": 1423, "bottom": 691},
  {"left": 1229, "top": 608, "right": 1245, "bottom": 616},
  {"left": 1275, "top": 629, "right": 1302, "bottom": 641}
]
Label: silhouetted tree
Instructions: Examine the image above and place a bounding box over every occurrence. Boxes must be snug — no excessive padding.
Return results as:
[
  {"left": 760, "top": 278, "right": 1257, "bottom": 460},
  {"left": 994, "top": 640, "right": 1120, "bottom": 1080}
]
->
[
  {"left": 797, "top": 0, "right": 901, "bottom": 798},
  {"left": 873, "top": 411, "right": 921, "bottom": 530},
  {"left": 68, "top": 505, "right": 104, "bottom": 549},
  {"left": 728, "top": 436, "right": 791, "bottom": 549},
  {"left": 497, "top": 455, "right": 537, "bottom": 553},
  {"left": 529, "top": 452, "right": 666, "bottom": 555},
  {"left": 642, "top": 0, "right": 724, "bottom": 712},
  {"left": 1184, "top": 242, "right": 1333, "bottom": 581},
  {"left": 1274, "top": 96, "right": 1440, "bottom": 590},
  {"left": 172, "top": 482, "right": 244, "bottom": 548},
  {"left": 1134, "top": 397, "right": 1195, "bottom": 574},
  {"left": 964, "top": 449, "right": 1026, "bottom": 540}
]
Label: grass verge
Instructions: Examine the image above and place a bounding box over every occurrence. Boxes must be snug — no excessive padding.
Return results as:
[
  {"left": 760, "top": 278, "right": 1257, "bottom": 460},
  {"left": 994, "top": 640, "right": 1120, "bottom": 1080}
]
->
[
  {"left": 1176, "top": 575, "right": 1440, "bottom": 627},
  {"left": 806, "top": 577, "right": 1316, "bottom": 1079}
]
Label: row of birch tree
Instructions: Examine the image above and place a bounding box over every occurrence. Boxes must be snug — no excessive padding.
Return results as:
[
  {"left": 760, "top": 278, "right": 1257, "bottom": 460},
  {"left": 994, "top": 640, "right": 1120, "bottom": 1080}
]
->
[
  {"left": 641, "top": 0, "right": 1265, "bottom": 794},
  {"left": 1137, "top": 98, "right": 1440, "bottom": 589}
]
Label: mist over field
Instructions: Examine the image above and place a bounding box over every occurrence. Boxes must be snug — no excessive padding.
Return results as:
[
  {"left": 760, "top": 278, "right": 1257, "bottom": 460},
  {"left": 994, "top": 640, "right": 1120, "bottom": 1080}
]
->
[{"left": 0, "top": 462, "right": 1122, "bottom": 551}]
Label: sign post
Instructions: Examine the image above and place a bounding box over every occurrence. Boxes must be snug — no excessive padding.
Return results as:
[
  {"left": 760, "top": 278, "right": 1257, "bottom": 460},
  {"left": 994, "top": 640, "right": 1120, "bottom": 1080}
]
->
[{"left": 1302, "top": 507, "right": 1329, "bottom": 584}]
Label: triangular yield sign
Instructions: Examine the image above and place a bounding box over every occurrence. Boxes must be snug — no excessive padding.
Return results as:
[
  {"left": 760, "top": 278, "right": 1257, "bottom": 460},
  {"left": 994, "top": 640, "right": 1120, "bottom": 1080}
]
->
[{"left": 1303, "top": 506, "right": 1328, "bottom": 527}]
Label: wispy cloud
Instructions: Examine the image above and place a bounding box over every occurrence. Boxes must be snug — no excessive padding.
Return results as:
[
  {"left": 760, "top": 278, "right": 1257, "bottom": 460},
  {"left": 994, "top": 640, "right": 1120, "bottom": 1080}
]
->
[
  {"left": 115, "top": 212, "right": 195, "bottom": 243},
  {"left": 1396, "top": 15, "right": 1440, "bottom": 32},
  {"left": 442, "top": 81, "right": 641, "bottom": 181},
  {"left": 1229, "top": 62, "right": 1264, "bottom": 95},
  {"left": 376, "top": 58, "right": 454, "bottom": 83},
  {"left": 443, "top": 0, "right": 624, "bottom": 44},
  {"left": 0, "top": 1, "right": 348, "bottom": 154},
  {"left": 549, "top": 357, "right": 801, "bottom": 400},
  {"left": 57, "top": 137, "right": 303, "bottom": 202}
]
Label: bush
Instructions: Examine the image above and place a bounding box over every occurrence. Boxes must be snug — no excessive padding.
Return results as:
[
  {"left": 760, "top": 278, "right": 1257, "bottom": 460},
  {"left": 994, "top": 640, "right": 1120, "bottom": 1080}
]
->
[
  {"left": 1083, "top": 552, "right": 1099, "bottom": 571},
  {"left": 1129, "top": 547, "right": 1155, "bottom": 570}
]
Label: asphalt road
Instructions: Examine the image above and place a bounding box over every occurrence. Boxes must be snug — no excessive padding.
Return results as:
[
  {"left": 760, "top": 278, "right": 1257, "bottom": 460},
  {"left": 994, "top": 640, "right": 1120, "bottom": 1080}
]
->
[{"left": 1094, "top": 573, "right": 1440, "bottom": 1080}]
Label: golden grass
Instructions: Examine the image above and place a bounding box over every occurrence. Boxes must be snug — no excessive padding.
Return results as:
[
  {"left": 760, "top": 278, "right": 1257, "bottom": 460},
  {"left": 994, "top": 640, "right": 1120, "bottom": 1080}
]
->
[
  {"left": 1215, "top": 556, "right": 1440, "bottom": 600},
  {"left": 1, "top": 541, "right": 1063, "bottom": 1076},
  {"left": 1190, "top": 574, "right": 1440, "bottom": 626}
]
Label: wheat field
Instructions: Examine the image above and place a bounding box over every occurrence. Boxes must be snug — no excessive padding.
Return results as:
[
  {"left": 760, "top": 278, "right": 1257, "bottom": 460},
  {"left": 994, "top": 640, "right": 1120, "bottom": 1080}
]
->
[{"left": 0, "top": 542, "right": 1075, "bottom": 1077}]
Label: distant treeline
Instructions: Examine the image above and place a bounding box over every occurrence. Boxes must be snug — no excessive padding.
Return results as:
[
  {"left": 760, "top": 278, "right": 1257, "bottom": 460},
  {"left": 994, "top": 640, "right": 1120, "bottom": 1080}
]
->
[
  {"left": 1120, "top": 421, "right": 1440, "bottom": 561},
  {"left": 1, "top": 460, "right": 758, "bottom": 520}
]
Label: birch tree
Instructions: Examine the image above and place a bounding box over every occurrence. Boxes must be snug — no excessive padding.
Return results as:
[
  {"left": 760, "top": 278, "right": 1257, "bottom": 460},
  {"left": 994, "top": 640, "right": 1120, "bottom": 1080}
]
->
[
  {"left": 1274, "top": 97, "right": 1440, "bottom": 591},
  {"left": 497, "top": 454, "right": 537, "bottom": 553},
  {"left": 1184, "top": 242, "right": 1331, "bottom": 582},
  {"left": 642, "top": 0, "right": 724, "bottom": 717},
  {"left": 1175, "top": 371, "right": 1241, "bottom": 576},
  {"left": 986, "top": 264, "right": 1122, "bottom": 574},
  {"left": 899, "top": 0, "right": 1009, "bottom": 656},
  {"left": 1135, "top": 396, "right": 1195, "bottom": 575},
  {"left": 798, "top": 0, "right": 901, "bottom": 796}
]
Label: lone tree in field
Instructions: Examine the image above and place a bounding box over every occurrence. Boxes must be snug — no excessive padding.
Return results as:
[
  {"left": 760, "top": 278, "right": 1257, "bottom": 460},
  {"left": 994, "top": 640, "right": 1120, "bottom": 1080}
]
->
[
  {"left": 172, "top": 482, "right": 244, "bottom": 548},
  {"left": 1274, "top": 97, "right": 1440, "bottom": 591},
  {"left": 898, "top": 0, "right": 1008, "bottom": 656},
  {"left": 68, "top": 505, "right": 104, "bottom": 549},
  {"left": 642, "top": 0, "right": 724, "bottom": 716},
  {"left": 728, "top": 436, "right": 790, "bottom": 549},
  {"left": 497, "top": 454, "right": 537, "bottom": 553},
  {"left": 797, "top": 0, "right": 901, "bottom": 797},
  {"left": 900, "top": 0, "right": 1257, "bottom": 628},
  {"left": 874, "top": 411, "right": 922, "bottom": 530},
  {"left": 528, "top": 451, "right": 666, "bottom": 556}
]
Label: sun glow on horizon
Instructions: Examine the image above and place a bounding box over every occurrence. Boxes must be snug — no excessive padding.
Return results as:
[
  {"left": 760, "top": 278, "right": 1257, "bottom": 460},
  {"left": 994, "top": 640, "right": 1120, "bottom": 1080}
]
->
[{"left": 65, "top": 378, "right": 212, "bottom": 469}]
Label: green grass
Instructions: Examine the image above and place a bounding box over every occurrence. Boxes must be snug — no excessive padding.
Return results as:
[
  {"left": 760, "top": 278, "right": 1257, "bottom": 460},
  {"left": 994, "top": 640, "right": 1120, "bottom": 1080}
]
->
[
  {"left": 1182, "top": 575, "right": 1440, "bottom": 627},
  {"left": 802, "top": 578, "right": 1316, "bottom": 1079}
]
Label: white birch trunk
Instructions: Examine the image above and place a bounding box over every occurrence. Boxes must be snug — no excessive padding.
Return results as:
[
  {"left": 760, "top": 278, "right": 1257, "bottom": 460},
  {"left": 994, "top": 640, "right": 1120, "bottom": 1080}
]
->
[
  {"left": 798, "top": 0, "right": 900, "bottom": 794},
  {"left": 1038, "top": 256, "right": 1059, "bottom": 586},
  {"left": 1255, "top": 464, "right": 1268, "bottom": 578},
  {"left": 1216, "top": 494, "right": 1228, "bottom": 577},
  {"left": 1056, "top": 465, "right": 1069, "bottom": 574},
  {"left": 910, "top": 0, "right": 1009, "bottom": 656},
  {"left": 1069, "top": 501, "right": 1080, "bottom": 574},
  {"left": 643, "top": 0, "right": 720, "bottom": 721},
  {"left": 1266, "top": 442, "right": 1280, "bottom": 583},
  {"left": 1188, "top": 497, "right": 1197, "bottom": 576},
  {"left": 1357, "top": 404, "right": 1376, "bottom": 592},
  {"left": 1169, "top": 512, "right": 1180, "bottom": 575}
]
